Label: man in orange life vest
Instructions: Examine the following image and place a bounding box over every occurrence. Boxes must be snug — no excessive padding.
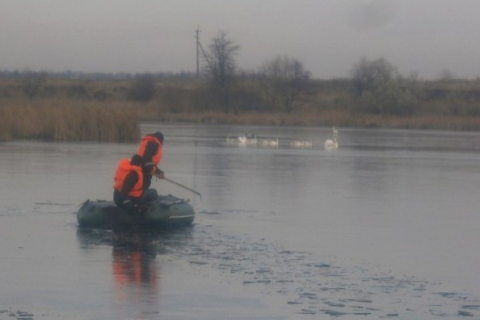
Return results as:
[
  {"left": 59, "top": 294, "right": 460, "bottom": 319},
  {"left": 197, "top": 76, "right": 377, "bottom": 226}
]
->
[
  {"left": 137, "top": 132, "right": 165, "bottom": 190},
  {"left": 113, "top": 154, "right": 158, "bottom": 212}
]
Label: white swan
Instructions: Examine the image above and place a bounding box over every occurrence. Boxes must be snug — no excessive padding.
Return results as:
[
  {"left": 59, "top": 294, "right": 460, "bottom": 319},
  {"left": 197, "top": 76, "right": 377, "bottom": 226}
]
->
[{"left": 324, "top": 127, "right": 338, "bottom": 150}]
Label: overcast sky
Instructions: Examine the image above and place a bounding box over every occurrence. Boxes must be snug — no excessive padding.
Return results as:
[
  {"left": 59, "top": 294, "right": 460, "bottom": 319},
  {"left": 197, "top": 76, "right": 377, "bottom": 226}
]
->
[{"left": 1, "top": 0, "right": 479, "bottom": 79}]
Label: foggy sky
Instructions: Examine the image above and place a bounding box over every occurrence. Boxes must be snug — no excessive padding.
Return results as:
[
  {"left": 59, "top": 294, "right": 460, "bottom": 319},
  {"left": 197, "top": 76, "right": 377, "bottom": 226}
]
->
[{"left": 1, "top": 0, "right": 479, "bottom": 79}]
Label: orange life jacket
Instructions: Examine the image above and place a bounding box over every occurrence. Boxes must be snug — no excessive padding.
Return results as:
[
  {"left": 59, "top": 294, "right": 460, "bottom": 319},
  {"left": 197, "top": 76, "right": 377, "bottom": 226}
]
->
[
  {"left": 137, "top": 135, "right": 163, "bottom": 166},
  {"left": 113, "top": 158, "right": 143, "bottom": 197}
]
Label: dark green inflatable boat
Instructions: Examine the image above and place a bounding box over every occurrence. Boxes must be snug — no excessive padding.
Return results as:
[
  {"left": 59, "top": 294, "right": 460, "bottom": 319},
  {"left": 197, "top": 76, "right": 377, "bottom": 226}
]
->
[{"left": 77, "top": 194, "right": 195, "bottom": 229}]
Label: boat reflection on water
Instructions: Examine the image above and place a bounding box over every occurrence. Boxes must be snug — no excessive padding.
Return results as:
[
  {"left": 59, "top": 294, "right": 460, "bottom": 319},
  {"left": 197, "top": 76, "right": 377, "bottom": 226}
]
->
[
  {"left": 76, "top": 226, "right": 194, "bottom": 317},
  {"left": 111, "top": 230, "right": 161, "bottom": 318}
]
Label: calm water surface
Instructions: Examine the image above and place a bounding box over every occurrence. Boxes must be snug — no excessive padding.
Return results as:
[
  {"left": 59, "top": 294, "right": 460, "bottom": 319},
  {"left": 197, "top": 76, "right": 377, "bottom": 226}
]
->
[{"left": 1, "top": 124, "right": 480, "bottom": 319}]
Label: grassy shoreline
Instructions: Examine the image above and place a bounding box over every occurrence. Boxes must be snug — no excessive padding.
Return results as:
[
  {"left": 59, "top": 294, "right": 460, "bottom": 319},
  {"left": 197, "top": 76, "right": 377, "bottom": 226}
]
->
[
  {"left": 147, "top": 110, "right": 480, "bottom": 131},
  {"left": 2, "top": 106, "right": 480, "bottom": 143},
  {"left": 2, "top": 76, "right": 480, "bottom": 142}
]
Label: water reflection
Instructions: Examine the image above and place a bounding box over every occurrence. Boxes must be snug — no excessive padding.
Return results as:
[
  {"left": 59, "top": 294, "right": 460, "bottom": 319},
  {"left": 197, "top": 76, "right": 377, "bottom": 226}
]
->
[
  {"left": 110, "top": 230, "right": 159, "bottom": 318},
  {"left": 76, "top": 226, "right": 194, "bottom": 318}
]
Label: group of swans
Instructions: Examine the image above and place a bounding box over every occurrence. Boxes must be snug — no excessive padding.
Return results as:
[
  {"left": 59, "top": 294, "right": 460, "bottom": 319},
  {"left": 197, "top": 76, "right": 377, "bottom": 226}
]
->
[
  {"left": 260, "top": 138, "right": 279, "bottom": 147},
  {"left": 227, "top": 127, "right": 338, "bottom": 150},
  {"left": 290, "top": 139, "right": 313, "bottom": 148},
  {"left": 291, "top": 127, "right": 338, "bottom": 150},
  {"left": 237, "top": 134, "right": 257, "bottom": 145},
  {"left": 290, "top": 127, "right": 339, "bottom": 150},
  {"left": 231, "top": 134, "right": 279, "bottom": 147}
]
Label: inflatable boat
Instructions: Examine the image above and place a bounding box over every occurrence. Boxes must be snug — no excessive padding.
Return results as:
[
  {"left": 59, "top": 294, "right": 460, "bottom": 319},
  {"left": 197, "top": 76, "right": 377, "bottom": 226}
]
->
[{"left": 77, "top": 194, "right": 194, "bottom": 229}]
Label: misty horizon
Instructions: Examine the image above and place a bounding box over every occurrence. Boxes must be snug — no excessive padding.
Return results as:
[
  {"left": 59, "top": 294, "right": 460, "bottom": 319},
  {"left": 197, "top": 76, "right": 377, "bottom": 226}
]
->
[{"left": 1, "top": 1, "right": 480, "bottom": 80}]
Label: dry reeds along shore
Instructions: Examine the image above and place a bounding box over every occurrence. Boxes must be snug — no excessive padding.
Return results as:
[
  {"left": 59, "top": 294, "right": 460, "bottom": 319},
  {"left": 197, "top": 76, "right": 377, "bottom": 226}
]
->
[
  {"left": 150, "top": 110, "right": 480, "bottom": 131},
  {"left": 0, "top": 98, "right": 139, "bottom": 142},
  {"left": 2, "top": 75, "right": 480, "bottom": 142}
]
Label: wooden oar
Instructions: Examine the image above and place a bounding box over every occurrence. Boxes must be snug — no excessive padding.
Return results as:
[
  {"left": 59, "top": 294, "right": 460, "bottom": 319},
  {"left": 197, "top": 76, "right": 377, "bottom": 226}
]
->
[{"left": 154, "top": 174, "right": 202, "bottom": 199}]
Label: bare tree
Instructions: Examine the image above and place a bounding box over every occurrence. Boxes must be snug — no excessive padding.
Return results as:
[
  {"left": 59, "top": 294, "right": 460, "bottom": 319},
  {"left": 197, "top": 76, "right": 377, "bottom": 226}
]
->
[
  {"left": 351, "top": 57, "right": 419, "bottom": 115},
  {"left": 204, "top": 30, "right": 240, "bottom": 114},
  {"left": 351, "top": 57, "right": 397, "bottom": 97},
  {"left": 260, "top": 56, "right": 310, "bottom": 112}
]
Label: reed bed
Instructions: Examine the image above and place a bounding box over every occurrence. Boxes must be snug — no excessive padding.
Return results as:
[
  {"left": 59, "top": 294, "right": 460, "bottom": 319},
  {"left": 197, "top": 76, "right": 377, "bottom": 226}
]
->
[
  {"left": 0, "top": 98, "right": 139, "bottom": 142},
  {"left": 3, "top": 99, "right": 480, "bottom": 143},
  {"left": 143, "top": 109, "right": 480, "bottom": 131}
]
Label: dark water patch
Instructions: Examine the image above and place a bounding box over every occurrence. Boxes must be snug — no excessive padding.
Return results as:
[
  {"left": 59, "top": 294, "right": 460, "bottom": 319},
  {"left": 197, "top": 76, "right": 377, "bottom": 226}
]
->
[
  {"left": 199, "top": 210, "right": 222, "bottom": 215},
  {"left": 76, "top": 228, "right": 115, "bottom": 248},
  {"left": 31, "top": 202, "right": 76, "bottom": 217},
  {"left": 461, "top": 305, "right": 480, "bottom": 309},
  {"left": 320, "top": 287, "right": 346, "bottom": 292},
  {"left": 34, "top": 202, "right": 73, "bottom": 207},
  {"left": 243, "top": 280, "right": 272, "bottom": 285},
  {"left": 0, "top": 207, "right": 22, "bottom": 216},
  {"left": 188, "top": 260, "right": 209, "bottom": 265},
  {"left": 299, "top": 309, "right": 317, "bottom": 315},
  {"left": 324, "top": 301, "right": 346, "bottom": 308},
  {"left": 458, "top": 310, "right": 474, "bottom": 317},
  {"left": 320, "top": 309, "right": 349, "bottom": 317},
  {"left": 299, "top": 293, "right": 317, "bottom": 299},
  {"left": 339, "top": 298, "right": 373, "bottom": 304},
  {"left": 199, "top": 209, "right": 259, "bottom": 215},
  {"left": 0, "top": 310, "right": 34, "bottom": 320},
  {"left": 435, "top": 291, "right": 462, "bottom": 298}
]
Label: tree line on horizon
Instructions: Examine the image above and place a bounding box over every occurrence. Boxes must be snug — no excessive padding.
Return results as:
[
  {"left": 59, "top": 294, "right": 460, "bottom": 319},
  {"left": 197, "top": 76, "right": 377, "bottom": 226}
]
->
[{"left": 2, "top": 30, "right": 480, "bottom": 119}]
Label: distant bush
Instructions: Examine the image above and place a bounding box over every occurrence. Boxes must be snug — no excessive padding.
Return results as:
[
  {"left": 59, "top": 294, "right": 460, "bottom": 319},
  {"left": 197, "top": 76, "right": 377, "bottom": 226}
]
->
[
  {"left": 67, "top": 84, "right": 89, "bottom": 99},
  {"left": 92, "top": 90, "right": 108, "bottom": 101},
  {"left": 22, "top": 71, "right": 48, "bottom": 99},
  {"left": 128, "top": 74, "right": 156, "bottom": 102}
]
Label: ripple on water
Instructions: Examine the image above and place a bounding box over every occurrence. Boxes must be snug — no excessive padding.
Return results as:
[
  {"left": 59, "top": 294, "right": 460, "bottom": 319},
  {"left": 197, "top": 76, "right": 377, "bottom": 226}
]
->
[{"left": 158, "top": 224, "right": 480, "bottom": 319}]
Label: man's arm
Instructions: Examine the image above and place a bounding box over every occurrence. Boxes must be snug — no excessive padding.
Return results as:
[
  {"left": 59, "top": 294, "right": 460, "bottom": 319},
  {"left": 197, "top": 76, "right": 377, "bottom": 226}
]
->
[{"left": 143, "top": 141, "right": 158, "bottom": 169}]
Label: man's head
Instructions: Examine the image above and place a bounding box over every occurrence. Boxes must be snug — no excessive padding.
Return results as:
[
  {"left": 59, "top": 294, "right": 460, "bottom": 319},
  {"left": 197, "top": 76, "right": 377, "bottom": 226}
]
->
[
  {"left": 152, "top": 131, "right": 164, "bottom": 144},
  {"left": 130, "top": 154, "right": 143, "bottom": 166}
]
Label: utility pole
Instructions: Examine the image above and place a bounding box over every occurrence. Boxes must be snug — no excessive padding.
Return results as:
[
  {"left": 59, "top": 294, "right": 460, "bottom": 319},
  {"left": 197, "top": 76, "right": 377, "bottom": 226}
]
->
[
  {"left": 195, "top": 26, "right": 201, "bottom": 78},
  {"left": 195, "top": 25, "right": 213, "bottom": 77}
]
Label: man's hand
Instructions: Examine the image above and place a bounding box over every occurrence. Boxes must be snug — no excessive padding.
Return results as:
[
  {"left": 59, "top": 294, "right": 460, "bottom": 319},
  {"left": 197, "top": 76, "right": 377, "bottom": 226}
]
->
[{"left": 155, "top": 168, "right": 165, "bottom": 179}]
